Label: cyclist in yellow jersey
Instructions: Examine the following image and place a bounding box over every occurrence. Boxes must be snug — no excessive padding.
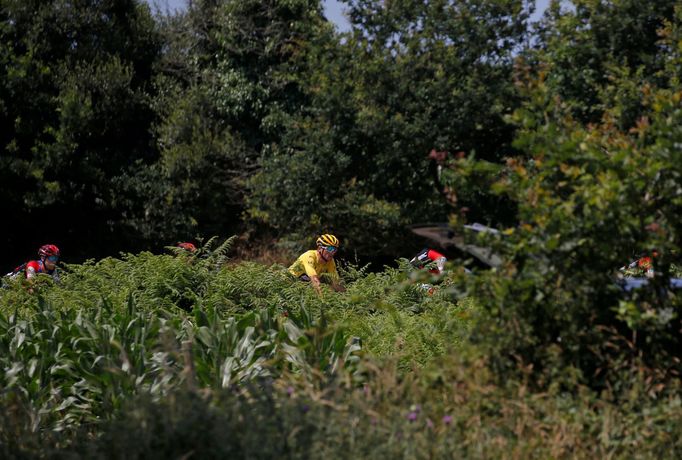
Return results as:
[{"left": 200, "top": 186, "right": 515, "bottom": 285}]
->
[{"left": 289, "top": 234, "right": 345, "bottom": 294}]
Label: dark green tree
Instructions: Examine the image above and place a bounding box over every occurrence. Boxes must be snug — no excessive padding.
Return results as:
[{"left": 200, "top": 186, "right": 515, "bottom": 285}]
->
[
  {"left": 248, "top": 0, "right": 531, "bottom": 255},
  {"left": 0, "top": 0, "right": 161, "bottom": 263},
  {"left": 535, "top": 0, "right": 677, "bottom": 127},
  {"left": 444, "top": 5, "right": 682, "bottom": 391},
  {"left": 149, "top": 0, "right": 328, "bottom": 242}
]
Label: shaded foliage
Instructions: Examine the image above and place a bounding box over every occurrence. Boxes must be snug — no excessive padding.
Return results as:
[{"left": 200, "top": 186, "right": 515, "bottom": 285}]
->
[
  {"left": 443, "top": 4, "right": 682, "bottom": 391},
  {"left": 535, "top": 0, "right": 678, "bottom": 126},
  {"left": 145, "top": 0, "right": 330, "bottom": 243},
  {"left": 2, "top": 5, "right": 682, "bottom": 453},
  {"left": 0, "top": 0, "right": 162, "bottom": 264},
  {"left": 248, "top": 0, "right": 531, "bottom": 254}
]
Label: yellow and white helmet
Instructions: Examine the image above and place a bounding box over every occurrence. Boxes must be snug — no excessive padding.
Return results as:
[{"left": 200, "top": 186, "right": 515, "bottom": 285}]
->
[{"left": 316, "top": 234, "right": 340, "bottom": 248}]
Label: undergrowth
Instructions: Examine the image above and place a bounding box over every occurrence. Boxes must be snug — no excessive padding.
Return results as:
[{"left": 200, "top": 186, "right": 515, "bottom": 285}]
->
[
  {"left": 0, "top": 238, "right": 465, "bottom": 440},
  {"left": 1, "top": 240, "right": 679, "bottom": 458}
]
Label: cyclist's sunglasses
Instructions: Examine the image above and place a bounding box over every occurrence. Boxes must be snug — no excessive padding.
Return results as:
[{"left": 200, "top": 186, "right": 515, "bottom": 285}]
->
[
  {"left": 324, "top": 245, "right": 338, "bottom": 253},
  {"left": 47, "top": 255, "right": 59, "bottom": 263}
]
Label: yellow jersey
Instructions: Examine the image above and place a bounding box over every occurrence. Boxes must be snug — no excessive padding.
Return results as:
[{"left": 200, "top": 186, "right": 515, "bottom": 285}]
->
[{"left": 288, "top": 250, "right": 339, "bottom": 281}]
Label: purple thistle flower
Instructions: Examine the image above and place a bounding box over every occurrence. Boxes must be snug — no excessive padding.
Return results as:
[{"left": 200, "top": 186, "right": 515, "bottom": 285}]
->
[
  {"left": 407, "top": 411, "right": 418, "bottom": 422},
  {"left": 442, "top": 415, "right": 453, "bottom": 425},
  {"left": 286, "top": 386, "right": 294, "bottom": 396},
  {"left": 426, "top": 418, "right": 434, "bottom": 429}
]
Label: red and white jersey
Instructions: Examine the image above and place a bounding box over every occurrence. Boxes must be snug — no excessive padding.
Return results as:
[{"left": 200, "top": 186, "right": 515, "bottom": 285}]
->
[
  {"left": 25, "top": 260, "right": 48, "bottom": 279},
  {"left": 411, "top": 249, "right": 447, "bottom": 274}
]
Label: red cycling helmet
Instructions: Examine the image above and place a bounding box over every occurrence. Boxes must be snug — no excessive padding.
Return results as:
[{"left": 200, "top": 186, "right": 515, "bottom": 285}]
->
[
  {"left": 177, "top": 242, "right": 197, "bottom": 252},
  {"left": 38, "top": 244, "right": 60, "bottom": 258}
]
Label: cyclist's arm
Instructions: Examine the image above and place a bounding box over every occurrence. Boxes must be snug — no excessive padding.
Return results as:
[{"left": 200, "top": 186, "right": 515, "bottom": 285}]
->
[
  {"left": 331, "top": 279, "right": 345, "bottom": 292},
  {"left": 25, "top": 261, "right": 40, "bottom": 280},
  {"left": 435, "top": 257, "right": 447, "bottom": 274},
  {"left": 310, "top": 275, "right": 323, "bottom": 295},
  {"left": 310, "top": 274, "right": 344, "bottom": 294}
]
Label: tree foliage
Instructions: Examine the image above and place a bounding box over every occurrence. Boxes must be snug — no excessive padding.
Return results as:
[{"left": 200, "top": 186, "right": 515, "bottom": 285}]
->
[
  {"left": 247, "top": 0, "right": 531, "bottom": 255},
  {"left": 535, "top": 0, "right": 678, "bottom": 126},
  {"left": 0, "top": 0, "right": 161, "bottom": 263},
  {"left": 144, "top": 0, "right": 329, "bottom": 244},
  {"left": 443, "top": 3, "right": 682, "bottom": 390}
]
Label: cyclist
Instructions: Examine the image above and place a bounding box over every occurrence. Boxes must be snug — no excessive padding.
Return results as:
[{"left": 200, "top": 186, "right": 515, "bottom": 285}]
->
[
  {"left": 620, "top": 250, "right": 658, "bottom": 279},
  {"left": 6, "top": 244, "right": 61, "bottom": 283},
  {"left": 288, "top": 234, "right": 345, "bottom": 294},
  {"left": 409, "top": 248, "right": 447, "bottom": 295},
  {"left": 177, "top": 242, "right": 197, "bottom": 252},
  {"left": 410, "top": 248, "right": 447, "bottom": 274}
]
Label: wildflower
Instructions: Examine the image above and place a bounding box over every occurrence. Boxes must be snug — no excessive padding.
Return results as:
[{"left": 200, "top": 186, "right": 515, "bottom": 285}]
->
[
  {"left": 407, "top": 406, "right": 420, "bottom": 422},
  {"left": 442, "top": 415, "right": 453, "bottom": 425},
  {"left": 426, "top": 418, "right": 434, "bottom": 429},
  {"left": 286, "top": 386, "right": 294, "bottom": 397}
]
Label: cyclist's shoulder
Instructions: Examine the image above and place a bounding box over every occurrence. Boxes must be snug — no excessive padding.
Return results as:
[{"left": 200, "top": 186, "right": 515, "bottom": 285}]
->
[{"left": 25, "top": 260, "right": 41, "bottom": 271}]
